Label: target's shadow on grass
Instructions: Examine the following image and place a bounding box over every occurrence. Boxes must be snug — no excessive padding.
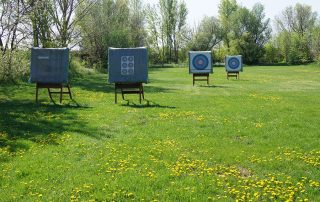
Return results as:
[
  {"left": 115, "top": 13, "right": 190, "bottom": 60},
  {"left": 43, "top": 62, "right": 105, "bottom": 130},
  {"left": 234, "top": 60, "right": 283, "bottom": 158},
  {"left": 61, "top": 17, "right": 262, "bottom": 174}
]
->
[
  {"left": 0, "top": 99, "right": 98, "bottom": 159},
  {"left": 199, "top": 85, "right": 232, "bottom": 89},
  {"left": 120, "top": 100, "right": 176, "bottom": 109},
  {"left": 37, "top": 98, "right": 92, "bottom": 108}
]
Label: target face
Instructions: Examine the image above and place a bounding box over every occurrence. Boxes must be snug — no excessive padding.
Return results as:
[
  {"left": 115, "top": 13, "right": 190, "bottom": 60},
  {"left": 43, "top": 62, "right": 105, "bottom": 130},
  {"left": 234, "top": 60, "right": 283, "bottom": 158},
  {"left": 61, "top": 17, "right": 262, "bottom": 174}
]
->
[
  {"left": 192, "top": 54, "right": 209, "bottom": 70},
  {"left": 228, "top": 57, "right": 240, "bottom": 70},
  {"left": 121, "top": 56, "right": 134, "bottom": 76},
  {"left": 189, "top": 51, "right": 212, "bottom": 74}
]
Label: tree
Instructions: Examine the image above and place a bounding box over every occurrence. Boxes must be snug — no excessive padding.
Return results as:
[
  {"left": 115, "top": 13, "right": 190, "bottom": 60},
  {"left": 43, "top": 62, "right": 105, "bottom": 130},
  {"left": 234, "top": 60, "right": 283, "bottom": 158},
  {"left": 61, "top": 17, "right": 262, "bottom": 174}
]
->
[
  {"left": 276, "top": 4, "right": 317, "bottom": 36},
  {"left": 129, "top": 0, "right": 146, "bottom": 47},
  {"left": 0, "top": 0, "right": 29, "bottom": 81},
  {"left": 218, "top": 0, "right": 238, "bottom": 53},
  {"left": 25, "top": 0, "right": 97, "bottom": 48},
  {"left": 77, "top": 0, "right": 146, "bottom": 67},
  {"left": 146, "top": 0, "right": 188, "bottom": 64},
  {"left": 226, "top": 3, "right": 271, "bottom": 64},
  {"left": 275, "top": 3, "right": 317, "bottom": 64},
  {"left": 311, "top": 23, "right": 320, "bottom": 63},
  {"left": 189, "top": 16, "right": 222, "bottom": 51},
  {"left": 26, "top": 0, "right": 54, "bottom": 47}
]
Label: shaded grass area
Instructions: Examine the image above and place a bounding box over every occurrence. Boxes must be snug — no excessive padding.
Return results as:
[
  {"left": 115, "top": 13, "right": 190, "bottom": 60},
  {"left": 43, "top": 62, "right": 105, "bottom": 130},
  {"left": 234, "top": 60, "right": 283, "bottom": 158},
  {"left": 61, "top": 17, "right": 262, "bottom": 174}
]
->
[{"left": 0, "top": 65, "right": 319, "bottom": 201}]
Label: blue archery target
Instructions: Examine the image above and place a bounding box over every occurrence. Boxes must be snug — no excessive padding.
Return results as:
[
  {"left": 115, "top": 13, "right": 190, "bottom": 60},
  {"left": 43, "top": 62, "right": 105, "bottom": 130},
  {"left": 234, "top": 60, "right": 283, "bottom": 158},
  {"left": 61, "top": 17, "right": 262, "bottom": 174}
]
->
[
  {"left": 189, "top": 51, "right": 213, "bottom": 74},
  {"left": 228, "top": 57, "right": 240, "bottom": 70},
  {"left": 226, "top": 55, "right": 243, "bottom": 72},
  {"left": 193, "top": 54, "right": 209, "bottom": 70}
]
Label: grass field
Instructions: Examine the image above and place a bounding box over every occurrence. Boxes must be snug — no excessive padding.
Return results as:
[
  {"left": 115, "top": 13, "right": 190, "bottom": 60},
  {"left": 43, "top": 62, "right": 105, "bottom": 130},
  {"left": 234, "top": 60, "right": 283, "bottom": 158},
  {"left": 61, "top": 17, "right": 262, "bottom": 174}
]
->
[{"left": 0, "top": 65, "right": 319, "bottom": 201}]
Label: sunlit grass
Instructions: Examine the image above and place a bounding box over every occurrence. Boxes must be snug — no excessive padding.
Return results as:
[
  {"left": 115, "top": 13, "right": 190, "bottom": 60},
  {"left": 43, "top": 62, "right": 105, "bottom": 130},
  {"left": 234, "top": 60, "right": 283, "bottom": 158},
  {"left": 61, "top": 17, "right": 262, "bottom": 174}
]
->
[{"left": 0, "top": 65, "right": 319, "bottom": 201}]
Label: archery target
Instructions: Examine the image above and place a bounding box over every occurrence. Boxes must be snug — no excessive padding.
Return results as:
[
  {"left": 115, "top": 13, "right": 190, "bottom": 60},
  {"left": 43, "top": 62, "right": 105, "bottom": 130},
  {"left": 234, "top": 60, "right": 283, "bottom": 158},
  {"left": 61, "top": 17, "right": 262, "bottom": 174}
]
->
[
  {"left": 226, "top": 55, "right": 243, "bottom": 72},
  {"left": 30, "top": 47, "right": 69, "bottom": 84},
  {"left": 193, "top": 54, "right": 209, "bottom": 70},
  {"left": 108, "top": 47, "right": 148, "bottom": 83},
  {"left": 189, "top": 51, "right": 212, "bottom": 74},
  {"left": 121, "top": 56, "right": 134, "bottom": 76}
]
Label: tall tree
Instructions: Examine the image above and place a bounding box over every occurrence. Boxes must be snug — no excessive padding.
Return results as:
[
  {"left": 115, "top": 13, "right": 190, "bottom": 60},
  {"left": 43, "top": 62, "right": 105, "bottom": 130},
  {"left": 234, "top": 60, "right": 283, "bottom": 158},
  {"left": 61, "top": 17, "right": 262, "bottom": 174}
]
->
[
  {"left": 77, "top": 0, "right": 146, "bottom": 67},
  {"left": 190, "top": 16, "right": 222, "bottom": 51},
  {"left": 275, "top": 3, "right": 317, "bottom": 64},
  {"left": 231, "top": 3, "right": 271, "bottom": 64},
  {"left": 146, "top": 0, "right": 188, "bottom": 64},
  {"left": 129, "top": 0, "right": 145, "bottom": 47},
  {"left": 218, "top": 0, "right": 238, "bottom": 53},
  {"left": 276, "top": 4, "right": 317, "bottom": 36}
]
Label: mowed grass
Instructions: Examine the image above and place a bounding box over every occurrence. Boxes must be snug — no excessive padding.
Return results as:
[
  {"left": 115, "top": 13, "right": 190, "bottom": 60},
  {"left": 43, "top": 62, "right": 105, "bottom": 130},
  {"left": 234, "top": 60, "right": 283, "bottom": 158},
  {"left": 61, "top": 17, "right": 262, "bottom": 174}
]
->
[{"left": 0, "top": 65, "right": 319, "bottom": 201}]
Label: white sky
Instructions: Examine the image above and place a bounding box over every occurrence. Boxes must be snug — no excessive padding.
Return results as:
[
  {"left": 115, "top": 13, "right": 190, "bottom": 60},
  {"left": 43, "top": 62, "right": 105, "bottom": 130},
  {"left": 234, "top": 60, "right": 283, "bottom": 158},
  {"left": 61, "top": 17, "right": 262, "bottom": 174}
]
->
[{"left": 146, "top": 0, "right": 320, "bottom": 27}]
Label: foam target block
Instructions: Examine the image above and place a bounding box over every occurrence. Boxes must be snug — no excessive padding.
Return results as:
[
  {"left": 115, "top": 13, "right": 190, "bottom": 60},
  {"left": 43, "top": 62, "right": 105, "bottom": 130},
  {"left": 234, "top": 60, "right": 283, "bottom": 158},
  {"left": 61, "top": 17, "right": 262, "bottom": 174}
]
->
[
  {"left": 189, "top": 51, "right": 213, "bottom": 74},
  {"left": 108, "top": 47, "right": 148, "bottom": 83},
  {"left": 30, "top": 47, "right": 69, "bottom": 84},
  {"left": 225, "top": 55, "right": 243, "bottom": 72}
]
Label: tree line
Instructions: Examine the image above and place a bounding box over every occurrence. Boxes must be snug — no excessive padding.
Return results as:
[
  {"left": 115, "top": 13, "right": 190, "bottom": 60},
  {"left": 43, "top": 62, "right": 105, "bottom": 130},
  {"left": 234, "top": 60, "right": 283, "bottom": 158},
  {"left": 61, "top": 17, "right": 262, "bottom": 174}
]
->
[{"left": 0, "top": 0, "right": 319, "bottom": 82}]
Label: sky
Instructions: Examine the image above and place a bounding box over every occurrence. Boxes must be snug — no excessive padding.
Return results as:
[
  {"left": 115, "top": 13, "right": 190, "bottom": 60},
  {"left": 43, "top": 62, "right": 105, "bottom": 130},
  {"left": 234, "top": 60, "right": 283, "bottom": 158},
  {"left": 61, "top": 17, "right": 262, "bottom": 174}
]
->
[{"left": 146, "top": 0, "right": 320, "bottom": 27}]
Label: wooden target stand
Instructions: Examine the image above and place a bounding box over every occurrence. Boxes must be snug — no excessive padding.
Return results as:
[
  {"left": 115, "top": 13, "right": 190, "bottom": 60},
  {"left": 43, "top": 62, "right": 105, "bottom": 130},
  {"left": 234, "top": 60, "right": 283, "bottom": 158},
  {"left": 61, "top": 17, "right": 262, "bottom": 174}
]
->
[
  {"left": 193, "top": 73, "right": 210, "bottom": 86},
  {"left": 36, "top": 83, "right": 72, "bottom": 103},
  {"left": 227, "top": 72, "right": 240, "bottom": 80},
  {"left": 114, "top": 83, "right": 145, "bottom": 104}
]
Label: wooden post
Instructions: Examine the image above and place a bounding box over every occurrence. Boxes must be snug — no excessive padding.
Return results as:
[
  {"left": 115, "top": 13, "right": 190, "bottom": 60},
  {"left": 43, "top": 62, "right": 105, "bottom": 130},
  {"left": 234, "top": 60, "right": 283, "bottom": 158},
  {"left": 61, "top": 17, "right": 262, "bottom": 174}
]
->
[{"left": 36, "top": 83, "right": 39, "bottom": 102}]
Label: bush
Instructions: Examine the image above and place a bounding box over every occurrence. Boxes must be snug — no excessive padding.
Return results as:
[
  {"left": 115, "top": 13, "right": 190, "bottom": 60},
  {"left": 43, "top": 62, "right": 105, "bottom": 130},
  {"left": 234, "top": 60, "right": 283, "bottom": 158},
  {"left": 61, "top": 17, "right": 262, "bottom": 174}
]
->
[{"left": 0, "top": 50, "right": 30, "bottom": 83}]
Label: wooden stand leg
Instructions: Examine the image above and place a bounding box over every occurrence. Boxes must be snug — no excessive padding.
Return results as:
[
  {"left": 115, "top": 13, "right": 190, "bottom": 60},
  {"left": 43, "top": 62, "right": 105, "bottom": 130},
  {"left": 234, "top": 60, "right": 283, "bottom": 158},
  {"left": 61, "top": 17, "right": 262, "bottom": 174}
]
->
[
  {"left": 141, "top": 85, "right": 145, "bottom": 100},
  {"left": 48, "top": 88, "right": 54, "bottom": 102},
  {"left": 115, "top": 86, "right": 117, "bottom": 104},
  {"left": 36, "top": 83, "right": 39, "bottom": 102},
  {"left": 193, "top": 75, "right": 195, "bottom": 86},
  {"left": 121, "top": 89, "right": 125, "bottom": 100},
  {"left": 60, "top": 87, "right": 63, "bottom": 103},
  {"left": 67, "top": 84, "right": 72, "bottom": 99}
]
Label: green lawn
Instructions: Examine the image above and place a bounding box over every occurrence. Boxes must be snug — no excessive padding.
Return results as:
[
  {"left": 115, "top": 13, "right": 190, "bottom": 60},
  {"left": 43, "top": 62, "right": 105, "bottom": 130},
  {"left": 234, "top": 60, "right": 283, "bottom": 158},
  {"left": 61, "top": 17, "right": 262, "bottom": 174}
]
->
[{"left": 0, "top": 65, "right": 319, "bottom": 201}]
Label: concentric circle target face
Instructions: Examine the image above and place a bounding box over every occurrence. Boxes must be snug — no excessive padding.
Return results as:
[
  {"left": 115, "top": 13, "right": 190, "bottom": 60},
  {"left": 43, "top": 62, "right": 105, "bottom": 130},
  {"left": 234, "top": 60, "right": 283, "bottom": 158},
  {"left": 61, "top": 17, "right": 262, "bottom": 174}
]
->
[
  {"left": 122, "top": 57, "right": 128, "bottom": 62},
  {"left": 192, "top": 54, "right": 209, "bottom": 70},
  {"left": 228, "top": 57, "right": 240, "bottom": 70}
]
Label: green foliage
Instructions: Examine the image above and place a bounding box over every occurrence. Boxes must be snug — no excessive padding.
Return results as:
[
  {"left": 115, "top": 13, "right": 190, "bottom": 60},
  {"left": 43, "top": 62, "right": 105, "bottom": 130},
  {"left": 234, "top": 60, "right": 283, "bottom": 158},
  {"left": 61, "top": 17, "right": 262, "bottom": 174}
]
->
[
  {"left": 218, "top": 0, "right": 238, "bottom": 52},
  {"left": 0, "top": 50, "right": 30, "bottom": 83},
  {"left": 189, "top": 16, "right": 222, "bottom": 51},
  {"left": 217, "top": 1, "right": 271, "bottom": 64},
  {"left": 212, "top": 45, "right": 227, "bottom": 63},
  {"left": 68, "top": 56, "right": 97, "bottom": 80},
  {"left": 275, "top": 3, "right": 317, "bottom": 64},
  {"left": 77, "top": 0, "right": 146, "bottom": 67},
  {"left": 1, "top": 65, "right": 320, "bottom": 201},
  {"left": 260, "top": 41, "right": 282, "bottom": 64},
  {"left": 288, "top": 34, "right": 313, "bottom": 64},
  {"left": 146, "top": 0, "right": 188, "bottom": 64}
]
